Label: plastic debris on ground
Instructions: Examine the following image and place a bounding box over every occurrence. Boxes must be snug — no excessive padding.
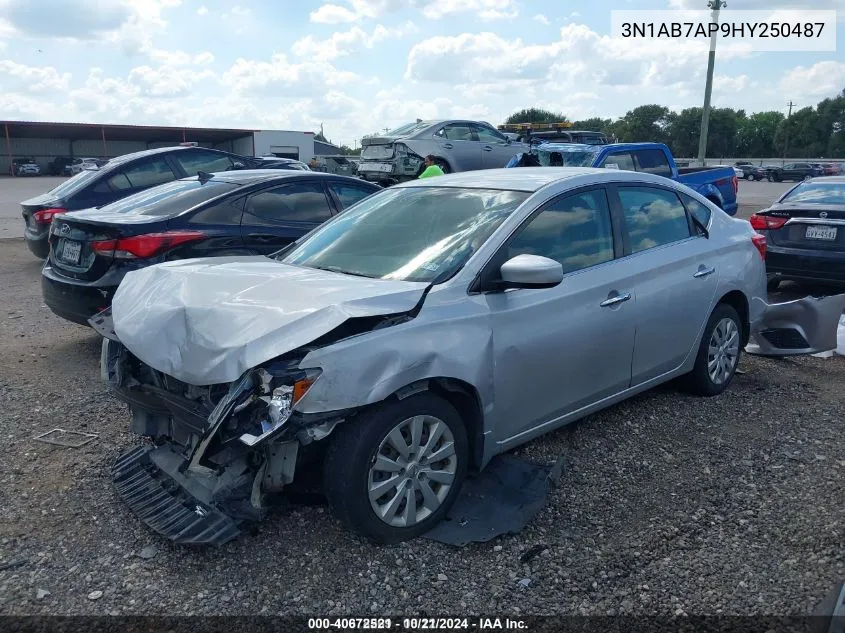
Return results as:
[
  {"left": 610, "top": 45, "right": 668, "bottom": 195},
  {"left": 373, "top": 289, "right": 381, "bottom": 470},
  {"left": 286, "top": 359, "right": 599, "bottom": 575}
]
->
[
  {"left": 423, "top": 453, "right": 563, "bottom": 547},
  {"left": 33, "top": 428, "right": 99, "bottom": 448}
]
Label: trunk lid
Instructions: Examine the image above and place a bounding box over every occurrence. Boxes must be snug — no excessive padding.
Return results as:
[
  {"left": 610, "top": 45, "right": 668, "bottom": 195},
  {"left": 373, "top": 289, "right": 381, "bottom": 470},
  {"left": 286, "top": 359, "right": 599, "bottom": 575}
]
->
[
  {"left": 111, "top": 257, "right": 429, "bottom": 385},
  {"left": 360, "top": 137, "right": 398, "bottom": 160},
  {"left": 49, "top": 210, "right": 168, "bottom": 281},
  {"left": 758, "top": 203, "right": 845, "bottom": 251},
  {"left": 21, "top": 194, "right": 64, "bottom": 231}
]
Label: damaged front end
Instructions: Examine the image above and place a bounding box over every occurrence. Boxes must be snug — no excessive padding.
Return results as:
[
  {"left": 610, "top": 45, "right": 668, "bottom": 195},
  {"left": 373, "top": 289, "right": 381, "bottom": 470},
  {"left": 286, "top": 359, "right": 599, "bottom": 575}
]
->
[
  {"left": 97, "top": 313, "right": 347, "bottom": 545},
  {"left": 746, "top": 293, "right": 845, "bottom": 357}
]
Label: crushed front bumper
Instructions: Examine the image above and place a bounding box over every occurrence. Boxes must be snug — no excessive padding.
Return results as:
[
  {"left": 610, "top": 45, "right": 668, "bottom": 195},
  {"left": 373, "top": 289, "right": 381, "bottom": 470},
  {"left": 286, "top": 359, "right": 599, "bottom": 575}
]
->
[
  {"left": 746, "top": 293, "right": 845, "bottom": 356},
  {"left": 95, "top": 318, "right": 349, "bottom": 545}
]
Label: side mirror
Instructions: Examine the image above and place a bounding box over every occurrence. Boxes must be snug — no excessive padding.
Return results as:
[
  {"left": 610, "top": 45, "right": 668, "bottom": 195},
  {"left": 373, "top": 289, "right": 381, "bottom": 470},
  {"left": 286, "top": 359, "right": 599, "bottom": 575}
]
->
[{"left": 499, "top": 254, "right": 563, "bottom": 289}]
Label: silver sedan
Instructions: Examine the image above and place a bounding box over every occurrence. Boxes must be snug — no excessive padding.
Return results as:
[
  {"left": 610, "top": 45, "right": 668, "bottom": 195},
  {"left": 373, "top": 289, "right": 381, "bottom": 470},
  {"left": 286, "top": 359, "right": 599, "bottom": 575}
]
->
[{"left": 102, "top": 168, "right": 845, "bottom": 545}]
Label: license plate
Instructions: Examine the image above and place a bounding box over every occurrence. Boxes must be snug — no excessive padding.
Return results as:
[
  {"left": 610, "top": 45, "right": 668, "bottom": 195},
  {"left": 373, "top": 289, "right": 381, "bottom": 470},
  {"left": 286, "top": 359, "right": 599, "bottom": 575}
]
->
[
  {"left": 59, "top": 239, "right": 82, "bottom": 264},
  {"left": 805, "top": 225, "right": 837, "bottom": 241},
  {"left": 358, "top": 162, "right": 393, "bottom": 173}
]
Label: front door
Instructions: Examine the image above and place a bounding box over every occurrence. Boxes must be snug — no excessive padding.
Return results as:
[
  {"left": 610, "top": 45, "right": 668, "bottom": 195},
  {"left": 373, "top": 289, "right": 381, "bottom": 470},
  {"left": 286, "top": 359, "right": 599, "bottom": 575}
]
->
[
  {"left": 483, "top": 187, "right": 636, "bottom": 443},
  {"left": 472, "top": 123, "right": 517, "bottom": 169}
]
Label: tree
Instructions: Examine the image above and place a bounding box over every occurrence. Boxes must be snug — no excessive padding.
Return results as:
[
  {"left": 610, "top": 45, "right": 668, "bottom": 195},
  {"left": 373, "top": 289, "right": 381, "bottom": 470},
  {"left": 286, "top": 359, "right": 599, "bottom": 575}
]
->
[
  {"left": 505, "top": 108, "right": 567, "bottom": 124},
  {"left": 570, "top": 117, "right": 613, "bottom": 132},
  {"left": 609, "top": 105, "right": 671, "bottom": 143},
  {"left": 775, "top": 106, "right": 824, "bottom": 157},
  {"left": 735, "top": 111, "right": 784, "bottom": 158}
]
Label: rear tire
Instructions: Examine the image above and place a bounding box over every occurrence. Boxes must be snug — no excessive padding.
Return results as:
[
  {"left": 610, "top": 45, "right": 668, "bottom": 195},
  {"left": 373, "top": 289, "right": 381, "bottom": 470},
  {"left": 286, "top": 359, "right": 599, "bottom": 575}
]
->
[
  {"left": 745, "top": 173, "right": 754, "bottom": 181},
  {"left": 683, "top": 303, "right": 742, "bottom": 397},
  {"left": 323, "top": 393, "right": 468, "bottom": 544},
  {"left": 803, "top": 174, "right": 812, "bottom": 181}
]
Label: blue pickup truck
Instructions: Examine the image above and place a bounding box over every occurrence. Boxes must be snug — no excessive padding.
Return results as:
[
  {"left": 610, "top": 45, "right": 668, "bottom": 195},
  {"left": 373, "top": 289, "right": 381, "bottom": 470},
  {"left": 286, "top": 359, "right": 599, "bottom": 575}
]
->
[{"left": 506, "top": 142, "right": 738, "bottom": 215}]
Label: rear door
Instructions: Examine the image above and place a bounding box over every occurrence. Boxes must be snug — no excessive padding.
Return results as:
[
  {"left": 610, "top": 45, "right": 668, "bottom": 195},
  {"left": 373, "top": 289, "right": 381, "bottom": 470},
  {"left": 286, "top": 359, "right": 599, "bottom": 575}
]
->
[
  {"left": 433, "top": 123, "right": 482, "bottom": 171},
  {"left": 472, "top": 123, "right": 516, "bottom": 168},
  {"left": 631, "top": 149, "right": 674, "bottom": 179},
  {"left": 597, "top": 150, "right": 636, "bottom": 172},
  {"left": 609, "top": 184, "right": 719, "bottom": 385},
  {"left": 241, "top": 180, "right": 334, "bottom": 254}
]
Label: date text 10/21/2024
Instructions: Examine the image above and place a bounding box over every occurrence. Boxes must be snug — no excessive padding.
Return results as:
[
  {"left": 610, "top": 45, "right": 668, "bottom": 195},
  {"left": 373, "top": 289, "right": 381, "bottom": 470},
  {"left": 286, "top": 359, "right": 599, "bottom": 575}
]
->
[{"left": 307, "top": 618, "right": 529, "bottom": 630}]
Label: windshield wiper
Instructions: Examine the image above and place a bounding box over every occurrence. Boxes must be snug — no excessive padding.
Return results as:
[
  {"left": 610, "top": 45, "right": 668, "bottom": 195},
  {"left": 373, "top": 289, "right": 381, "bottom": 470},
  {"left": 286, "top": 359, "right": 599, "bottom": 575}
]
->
[{"left": 311, "top": 265, "right": 376, "bottom": 279}]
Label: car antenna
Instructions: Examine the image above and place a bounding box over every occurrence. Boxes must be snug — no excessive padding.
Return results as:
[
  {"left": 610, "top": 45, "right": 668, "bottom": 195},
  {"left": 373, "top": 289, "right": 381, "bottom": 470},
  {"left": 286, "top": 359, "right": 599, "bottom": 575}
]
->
[{"left": 197, "top": 170, "right": 214, "bottom": 184}]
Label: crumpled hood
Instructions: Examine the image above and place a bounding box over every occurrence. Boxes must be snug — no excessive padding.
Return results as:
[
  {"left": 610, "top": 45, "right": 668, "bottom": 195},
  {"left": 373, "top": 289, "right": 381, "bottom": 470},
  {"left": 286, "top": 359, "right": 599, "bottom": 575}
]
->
[{"left": 111, "top": 256, "right": 428, "bottom": 386}]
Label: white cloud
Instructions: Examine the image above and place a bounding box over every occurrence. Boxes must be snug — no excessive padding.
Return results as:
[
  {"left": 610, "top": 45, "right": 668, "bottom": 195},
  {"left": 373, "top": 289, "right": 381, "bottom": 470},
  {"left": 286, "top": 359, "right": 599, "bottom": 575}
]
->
[
  {"left": 533, "top": 14, "right": 550, "bottom": 26},
  {"left": 292, "top": 22, "right": 416, "bottom": 61},
  {"left": 310, "top": 3, "right": 359, "bottom": 24},
  {"left": 146, "top": 48, "right": 215, "bottom": 66},
  {"left": 0, "top": 60, "right": 71, "bottom": 93},
  {"left": 197, "top": 5, "right": 208, "bottom": 15},
  {"left": 222, "top": 53, "right": 361, "bottom": 97},
  {"left": 779, "top": 61, "right": 845, "bottom": 99}
]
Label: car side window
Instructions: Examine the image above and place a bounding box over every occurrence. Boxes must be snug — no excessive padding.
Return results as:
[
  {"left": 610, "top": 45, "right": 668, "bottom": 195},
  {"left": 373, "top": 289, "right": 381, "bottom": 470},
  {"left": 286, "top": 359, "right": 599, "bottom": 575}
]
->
[
  {"left": 678, "top": 192, "right": 712, "bottom": 232},
  {"left": 329, "top": 183, "right": 376, "bottom": 209},
  {"left": 109, "top": 157, "right": 176, "bottom": 191},
  {"left": 618, "top": 187, "right": 692, "bottom": 254},
  {"left": 506, "top": 189, "right": 615, "bottom": 275},
  {"left": 632, "top": 150, "right": 672, "bottom": 178},
  {"left": 189, "top": 197, "right": 245, "bottom": 226},
  {"left": 175, "top": 150, "right": 234, "bottom": 175},
  {"left": 472, "top": 124, "right": 507, "bottom": 144},
  {"left": 246, "top": 182, "right": 332, "bottom": 224},
  {"left": 599, "top": 152, "right": 635, "bottom": 171},
  {"left": 436, "top": 124, "right": 477, "bottom": 141}
]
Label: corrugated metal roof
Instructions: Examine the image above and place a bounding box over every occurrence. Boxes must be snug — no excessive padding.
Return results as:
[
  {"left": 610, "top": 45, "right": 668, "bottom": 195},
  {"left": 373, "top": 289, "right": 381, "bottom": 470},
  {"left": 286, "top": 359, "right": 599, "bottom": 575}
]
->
[{"left": 1, "top": 120, "right": 257, "bottom": 143}]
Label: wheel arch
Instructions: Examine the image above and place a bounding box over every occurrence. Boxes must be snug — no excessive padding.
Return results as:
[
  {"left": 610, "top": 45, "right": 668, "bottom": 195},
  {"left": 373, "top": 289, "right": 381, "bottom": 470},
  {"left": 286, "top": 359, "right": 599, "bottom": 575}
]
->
[{"left": 716, "top": 289, "right": 750, "bottom": 346}]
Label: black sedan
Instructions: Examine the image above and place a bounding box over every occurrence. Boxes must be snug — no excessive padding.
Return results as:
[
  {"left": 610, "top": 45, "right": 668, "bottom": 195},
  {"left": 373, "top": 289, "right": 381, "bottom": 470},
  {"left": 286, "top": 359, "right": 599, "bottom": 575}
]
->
[
  {"left": 734, "top": 163, "right": 767, "bottom": 181},
  {"left": 749, "top": 176, "right": 845, "bottom": 290},
  {"left": 42, "top": 170, "right": 380, "bottom": 326},
  {"left": 22, "top": 145, "right": 257, "bottom": 259},
  {"left": 766, "top": 162, "right": 825, "bottom": 182}
]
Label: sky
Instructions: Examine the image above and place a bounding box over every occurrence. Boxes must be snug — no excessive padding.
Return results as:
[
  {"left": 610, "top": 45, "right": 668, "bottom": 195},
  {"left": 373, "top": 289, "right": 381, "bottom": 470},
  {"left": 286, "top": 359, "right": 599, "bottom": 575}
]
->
[{"left": 0, "top": 0, "right": 843, "bottom": 147}]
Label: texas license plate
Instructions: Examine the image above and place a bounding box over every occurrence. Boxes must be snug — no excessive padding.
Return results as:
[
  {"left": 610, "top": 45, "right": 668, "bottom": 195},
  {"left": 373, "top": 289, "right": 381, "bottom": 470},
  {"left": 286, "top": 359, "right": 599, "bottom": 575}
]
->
[
  {"left": 805, "top": 225, "right": 837, "bottom": 241},
  {"left": 59, "top": 239, "right": 82, "bottom": 264}
]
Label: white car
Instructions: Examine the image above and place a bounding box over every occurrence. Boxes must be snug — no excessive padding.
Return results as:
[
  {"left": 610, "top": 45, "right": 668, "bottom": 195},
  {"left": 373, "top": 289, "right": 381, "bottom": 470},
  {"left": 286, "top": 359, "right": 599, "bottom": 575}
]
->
[{"left": 69, "top": 158, "right": 103, "bottom": 175}]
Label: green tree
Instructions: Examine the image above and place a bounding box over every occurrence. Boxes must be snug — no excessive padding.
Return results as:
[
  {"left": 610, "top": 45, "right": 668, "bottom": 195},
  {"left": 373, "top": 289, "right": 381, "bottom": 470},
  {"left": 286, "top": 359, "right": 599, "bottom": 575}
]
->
[
  {"left": 816, "top": 90, "right": 845, "bottom": 157},
  {"left": 570, "top": 117, "right": 613, "bottom": 132},
  {"left": 505, "top": 108, "right": 568, "bottom": 124},
  {"left": 735, "top": 111, "right": 784, "bottom": 157},
  {"left": 610, "top": 105, "right": 671, "bottom": 143},
  {"left": 775, "top": 106, "right": 825, "bottom": 157}
]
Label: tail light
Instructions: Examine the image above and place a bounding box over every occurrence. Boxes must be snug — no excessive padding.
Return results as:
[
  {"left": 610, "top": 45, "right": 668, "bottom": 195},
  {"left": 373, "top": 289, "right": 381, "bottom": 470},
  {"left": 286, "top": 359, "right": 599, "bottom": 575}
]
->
[
  {"left": 731, "top": 175, "right": 738, "bottom": 195},
  {"left": 90, "top": 230, "right": 206, "bottom": 259},
  {"left": 751, "top": 234, "right": 766, "bottom": 260},
  {"left": 33, "top": 208, "right": 67, "bottom": 224},
  {"left": 749, "top": 214, "right": 788, "bottom": 231}
]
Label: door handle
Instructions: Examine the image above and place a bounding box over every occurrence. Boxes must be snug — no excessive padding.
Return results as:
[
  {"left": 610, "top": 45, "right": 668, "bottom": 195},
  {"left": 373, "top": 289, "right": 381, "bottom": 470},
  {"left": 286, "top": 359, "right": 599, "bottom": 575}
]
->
[
  {"left": 442, "top": 143, "right": 453, "bottom": 150},
  {"left": 600, "top": 292, "right": 631, "bottom": 307},
  {"left": 482, "top": 146, "right": 493, "bottom": 152},
  {"left": 693, "top": 266, "right": 716, "bottom": 278}
]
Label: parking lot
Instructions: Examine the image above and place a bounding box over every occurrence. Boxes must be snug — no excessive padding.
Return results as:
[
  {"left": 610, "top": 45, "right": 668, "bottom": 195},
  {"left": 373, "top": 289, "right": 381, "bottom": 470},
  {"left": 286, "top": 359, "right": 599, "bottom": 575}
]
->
[{"left": 1, "top": 175, "right": 844, "bottom": 616}]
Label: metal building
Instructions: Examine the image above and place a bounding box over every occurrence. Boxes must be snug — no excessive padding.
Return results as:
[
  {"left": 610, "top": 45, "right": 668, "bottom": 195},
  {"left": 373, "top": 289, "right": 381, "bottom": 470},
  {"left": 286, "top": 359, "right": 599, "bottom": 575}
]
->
[{"left": 1, "top": 121, "right": 336, "bottom": 175}]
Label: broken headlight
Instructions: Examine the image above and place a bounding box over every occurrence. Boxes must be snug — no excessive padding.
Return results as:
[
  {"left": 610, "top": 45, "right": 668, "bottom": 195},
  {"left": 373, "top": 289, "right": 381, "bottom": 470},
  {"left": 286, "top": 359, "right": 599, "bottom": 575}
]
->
[{"left": 238, "top": 368, "right": 321, "bottom": 447}]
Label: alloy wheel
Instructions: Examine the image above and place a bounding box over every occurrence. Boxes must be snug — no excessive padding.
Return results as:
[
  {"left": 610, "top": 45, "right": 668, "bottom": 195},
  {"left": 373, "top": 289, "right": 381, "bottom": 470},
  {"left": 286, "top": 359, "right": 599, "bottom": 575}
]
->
[{"left": 707, "top": 317, "right": 740, "bottom": 385}]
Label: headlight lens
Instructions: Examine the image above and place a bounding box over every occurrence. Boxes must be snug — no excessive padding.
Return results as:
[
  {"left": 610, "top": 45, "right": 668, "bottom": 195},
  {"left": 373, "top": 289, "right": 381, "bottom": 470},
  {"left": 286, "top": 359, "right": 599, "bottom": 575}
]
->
[{"left": 238, "top": 369, "right": 320, "bottom": 446}]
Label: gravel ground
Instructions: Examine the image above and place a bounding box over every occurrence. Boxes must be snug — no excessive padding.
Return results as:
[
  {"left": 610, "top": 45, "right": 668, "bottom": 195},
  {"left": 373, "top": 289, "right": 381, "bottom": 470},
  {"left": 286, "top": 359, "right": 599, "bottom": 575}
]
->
[{"left": 1, "top": 236, "right": 844, "bottom": 617}]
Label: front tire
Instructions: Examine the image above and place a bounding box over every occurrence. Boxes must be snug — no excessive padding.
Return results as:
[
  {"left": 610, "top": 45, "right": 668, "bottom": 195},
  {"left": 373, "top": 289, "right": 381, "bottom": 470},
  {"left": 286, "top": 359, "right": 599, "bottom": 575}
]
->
[
  {"left": 683, "top": 303, "right": 742, "bottom": 397},
  {"left": 323, "top": 393, "right": 468, "bottom": 543},
  {"left": 745, "top": 173, "right": 754, "bottom": 181},
  {"left": 434, "top": 159, "right": 451, "bottom": 175}
]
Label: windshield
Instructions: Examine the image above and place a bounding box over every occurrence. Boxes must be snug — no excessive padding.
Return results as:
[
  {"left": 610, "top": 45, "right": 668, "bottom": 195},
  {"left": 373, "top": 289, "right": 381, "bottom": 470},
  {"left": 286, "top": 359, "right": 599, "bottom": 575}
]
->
[
  {"left": 781, "top": 182, "right": 845, "bottom": 205},
  {"left": 385, "top": 121, "right": 431, "bottom": 137},
  {"left": 535, "top": 146, "right": 599, "bottom": 167},
  {"left": 46, "top": 169, "right": 104, "bottom": 198},
  {"left": 96, "top": 178, "right": 241, "bottom": 216},
  {"left": 281, "top": 186, "right": 529, "bottom": 283}
]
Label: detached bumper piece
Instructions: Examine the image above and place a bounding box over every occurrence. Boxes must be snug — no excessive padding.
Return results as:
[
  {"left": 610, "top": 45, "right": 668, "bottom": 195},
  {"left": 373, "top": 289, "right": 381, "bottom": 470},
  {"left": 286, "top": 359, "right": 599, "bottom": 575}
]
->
[{"left": 112, "top": 446, "right": 241, "bottom": 545}]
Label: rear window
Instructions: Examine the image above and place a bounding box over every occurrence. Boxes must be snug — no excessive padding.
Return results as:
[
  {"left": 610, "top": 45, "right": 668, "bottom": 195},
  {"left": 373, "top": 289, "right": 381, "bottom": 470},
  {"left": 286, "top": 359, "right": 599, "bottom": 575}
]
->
[
  {"left": 96, "top": 179, "right": 241, "bottom": 216},
  {"left": 780, "top": 182, "right": 845, "bottom": 205},
  {"left": 46, "top": 169, "right": 103, "bottom": 197}
]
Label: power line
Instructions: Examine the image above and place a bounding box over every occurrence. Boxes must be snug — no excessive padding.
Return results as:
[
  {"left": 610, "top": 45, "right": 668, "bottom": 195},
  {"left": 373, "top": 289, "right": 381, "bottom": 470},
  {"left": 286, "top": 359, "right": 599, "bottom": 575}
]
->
[{"left": 783, "top": 100, "right": 795, "bottom": 162}]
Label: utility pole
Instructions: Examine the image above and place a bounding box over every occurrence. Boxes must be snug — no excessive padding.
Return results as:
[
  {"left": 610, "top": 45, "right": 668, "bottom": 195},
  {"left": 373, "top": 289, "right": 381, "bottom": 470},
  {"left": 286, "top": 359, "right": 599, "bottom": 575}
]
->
[
  {"left": 782, "top": 100, "right": 794, "bottom": 164},
  {"left": 696, "top": 0, "right": 726, "bottom": 166}
]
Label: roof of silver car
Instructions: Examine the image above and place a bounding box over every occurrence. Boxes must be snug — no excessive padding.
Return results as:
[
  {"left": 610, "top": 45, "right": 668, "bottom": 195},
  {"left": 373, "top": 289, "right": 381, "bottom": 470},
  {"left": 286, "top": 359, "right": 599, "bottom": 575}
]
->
[{"left": 396, "top": 167, "right": 616, "bottom": 192}]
